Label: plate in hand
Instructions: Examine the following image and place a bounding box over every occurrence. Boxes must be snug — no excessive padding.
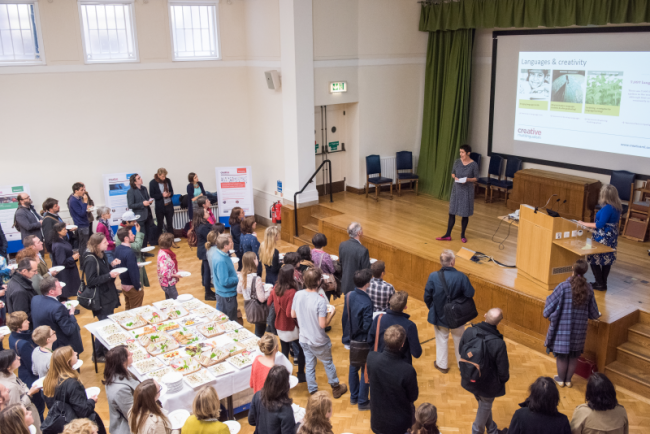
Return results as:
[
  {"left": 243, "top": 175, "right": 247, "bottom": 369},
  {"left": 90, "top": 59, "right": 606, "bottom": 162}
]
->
[
  {"left": 112, "top": 267, "right": 128, "bottom": 274},
  {"left": 49, "top": 266, "right": 65, "bottom": 273},
  {"left": 141, "top": 246, "right": 156, "bottom": 252}
]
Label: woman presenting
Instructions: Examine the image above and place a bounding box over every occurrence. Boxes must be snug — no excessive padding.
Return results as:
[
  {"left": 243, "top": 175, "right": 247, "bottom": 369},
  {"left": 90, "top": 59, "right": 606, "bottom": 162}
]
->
[
  {"left": 437, "top": 145, "right": 479, "bottom": 243},
  {"left": 578, "top": 184, "right": 622, "bottom": 291}
]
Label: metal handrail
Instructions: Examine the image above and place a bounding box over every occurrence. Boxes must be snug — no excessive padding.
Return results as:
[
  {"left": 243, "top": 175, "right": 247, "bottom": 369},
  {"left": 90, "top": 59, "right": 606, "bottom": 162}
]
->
[{"left": 294, "top": 159, "right": 333, "bottom": 236}]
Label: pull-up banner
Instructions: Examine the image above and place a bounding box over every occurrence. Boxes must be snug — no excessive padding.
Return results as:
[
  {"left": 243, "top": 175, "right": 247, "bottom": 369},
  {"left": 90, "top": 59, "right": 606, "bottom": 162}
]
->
[{"left": 215, "top": 167, "right": 254, "bottom": 227}]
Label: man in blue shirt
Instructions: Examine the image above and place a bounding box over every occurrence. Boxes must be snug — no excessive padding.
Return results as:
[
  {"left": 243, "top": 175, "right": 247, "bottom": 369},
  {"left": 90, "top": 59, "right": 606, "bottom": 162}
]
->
[
  {"left": 209, "top": 233, "right": 239, "bottom": 320},
  {"left": 67, "top": 182, "right": 90, "bottom": 265},
  {"left": 115, "top": 227, "right": 144, "bottom": 310},
  {"left": 341, "top": 268, "right": 373, "bottom": 410}
]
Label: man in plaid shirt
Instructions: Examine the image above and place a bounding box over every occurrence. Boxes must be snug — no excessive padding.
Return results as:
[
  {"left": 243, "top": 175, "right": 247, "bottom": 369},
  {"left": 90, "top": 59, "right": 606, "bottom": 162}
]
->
[{"left": 368, "top": 261, "right": 395, "bottom": 312}]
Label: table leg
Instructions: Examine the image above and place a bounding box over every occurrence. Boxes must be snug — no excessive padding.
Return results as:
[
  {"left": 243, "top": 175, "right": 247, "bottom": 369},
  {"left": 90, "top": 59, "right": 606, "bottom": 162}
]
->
[
  {"left": 226, "top": 396, "right": 234, "bottom": 420},
  {"left": 91, "top": 334, "right": 98, "bottom": 374}
]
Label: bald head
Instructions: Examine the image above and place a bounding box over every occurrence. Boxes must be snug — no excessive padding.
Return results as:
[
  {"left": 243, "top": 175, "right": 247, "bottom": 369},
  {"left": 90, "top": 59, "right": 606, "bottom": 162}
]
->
[
  {"left": 348, "top": 222, "right": 362, "bottom": 238},
  {"left": 485, "top": 308, "right": 503, "bottom": 325}
]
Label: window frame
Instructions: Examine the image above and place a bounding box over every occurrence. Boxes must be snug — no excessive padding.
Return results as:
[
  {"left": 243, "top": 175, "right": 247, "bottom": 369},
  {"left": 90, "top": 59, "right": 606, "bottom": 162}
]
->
[
  {"left": 77, "top": 0, "right": 140, "bottom": 64},
  {"left": 168, "top": 0, "right": 221, "bottom": 62},
  {"left": 0, "top": 0, "right": 46, "bottom": 66}
]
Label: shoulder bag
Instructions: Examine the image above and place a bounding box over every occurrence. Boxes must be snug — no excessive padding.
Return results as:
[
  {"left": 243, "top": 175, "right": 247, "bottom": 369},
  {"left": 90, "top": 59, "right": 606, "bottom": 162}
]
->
[
  {"left": 77, "top": 255, "right": 102, "bottom": 312},
  {"left": 317, "top": 253, "right": 338, "bottom": 294},
  {"left": 244, "top": 276, "right": 269, "bottom": 324},
  {"left": 347, "top": 292, "right": 371, "bottom": 367},
  {"left": 440, "top": 269, "right": 478, "bottom": 329},
  {"left": 41, "top": 384, "right": 76, "bottom": 434}
]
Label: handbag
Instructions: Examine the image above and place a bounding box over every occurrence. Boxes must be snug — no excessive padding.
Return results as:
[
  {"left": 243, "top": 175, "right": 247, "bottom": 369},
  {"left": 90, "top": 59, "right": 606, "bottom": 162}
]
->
[
  {"left": 439, "top": 269, "right": 478, "bottom": 329},
  {"left": 77, "top": 255, "right": 102, "bottom": 312},
  {"left": 317, "top": 253, "right": 337, "bottom": 293},
  {"left": 244, "top": 276, "right": 269, "bottom": 324},
  {"left": 41, "top": 386, "right": 76, "bottom": 434},
  {"left": 347, "top": 292, "right": 371, "bottom": 367}
]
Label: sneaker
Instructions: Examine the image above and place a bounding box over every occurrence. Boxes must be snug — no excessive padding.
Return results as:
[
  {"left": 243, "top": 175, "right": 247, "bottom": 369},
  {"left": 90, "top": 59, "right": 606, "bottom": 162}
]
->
[
  {"left": 358, "top": 402, "right": 371, "bottom": 411},
  {"left": 436, "top": 236, "right": 452, "bottom": 241},
  {"left": 592, "top": 283, "right": 607, "bottom": 291},
  {"left": 553, "top": 376, "right": 565, "bottom": 387},
  {"left": 325, "top": 326, "right": 332, "bottom": 332},
  {"left": 74, "top": 309, "right": 80, "bottom": 315},
  {"left": 350, "top": 399, "right": 358, "bottom": 405},
  {"left": 565, "top": 381, "right": 573, "bottom": 388},
  {"left": 205, "top": 294, "right": 216, "bottom": 301},
  {"left": 331, "top": 383, "right": 348, "bottom": 399},
  {"left": 434, "top": 361, "right": 449, "bottom": 374}
]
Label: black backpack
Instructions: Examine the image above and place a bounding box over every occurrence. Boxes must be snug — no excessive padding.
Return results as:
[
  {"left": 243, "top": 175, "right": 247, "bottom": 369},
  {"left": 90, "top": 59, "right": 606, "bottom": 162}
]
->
[{"left": 459, "top": 325, "right": 499, "bottom": 383}]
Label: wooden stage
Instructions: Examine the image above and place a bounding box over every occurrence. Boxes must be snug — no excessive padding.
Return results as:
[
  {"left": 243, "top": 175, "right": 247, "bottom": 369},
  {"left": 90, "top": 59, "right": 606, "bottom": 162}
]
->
[{"left": 283, "top": 191, "right": 650, "bottom": 387}]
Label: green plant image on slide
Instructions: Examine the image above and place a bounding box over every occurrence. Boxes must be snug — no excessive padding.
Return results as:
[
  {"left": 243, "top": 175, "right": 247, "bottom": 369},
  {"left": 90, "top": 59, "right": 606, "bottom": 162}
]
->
[
  {"left": 550, "top": 70, "right": 585, "bottom": 113},
  {"left": 586, "top": 72, "right": 623, "bottom": 106}
]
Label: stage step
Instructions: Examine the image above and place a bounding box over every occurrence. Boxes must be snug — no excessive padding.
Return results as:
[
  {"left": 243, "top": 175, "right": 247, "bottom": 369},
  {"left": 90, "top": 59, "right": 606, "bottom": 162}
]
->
[
  {"left": 616, "top": 342, "right": 650, "bottom": 371},
  {"left": 309, "top": 213, "right": 331, "bottom": 226},
  {"left": 302, "top": 223, "right": 319, "bottom": 240},
  {"left": 639, "top": 311, "right": 650, "bottom": 326},
  {"left": 294, "top": 235, "right": 314, "bottom": 249},
  {"left": 628, "top": 323, "right": 650, "bottom": 349},
  {"left": 605, "top": 361, "right": 650, "bottom": 396}
]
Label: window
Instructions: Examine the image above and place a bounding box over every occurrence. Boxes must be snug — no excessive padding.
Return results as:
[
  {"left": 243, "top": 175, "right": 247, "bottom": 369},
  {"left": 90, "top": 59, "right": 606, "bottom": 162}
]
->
[
  {"left": 78, "top": 1, "right": 138, "bottom": 63},
  {"left": 169, "top": 1, "right": 220, "bottom": 61},
  {"left": 0, "top": 1, "right": 44, "bottom": 65}
]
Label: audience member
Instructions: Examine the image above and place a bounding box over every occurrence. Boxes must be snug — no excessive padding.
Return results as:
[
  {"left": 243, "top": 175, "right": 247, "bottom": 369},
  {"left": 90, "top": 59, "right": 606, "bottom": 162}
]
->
[
  {"left": 0, "top": 350, "right": 42, "bottom": 433},
  {"left": 0, "top": 404, "right": 34, "bottom": 434},
  {"left": 241, "top": 216, "right": 262, "bottom": 275},
  {"left": 341, "top": 268, "right": 373, "bottom": 410},
  {"left": 20, "top": 236, "right": 58, "bottom": 296},
  {"left": 13, "top": 193, "right": 43, "bottom": 242},
  {"left": 292, "top": 267, "right": 346, "bottom": 398},
  {"left": 6, "top": 258, "right": 38, "bottom": 324},
  {"left": 30, "top": 326, "right": 55, "bottom": 380},
  {"left": 104, "top": 345, "right": 140, "bottom": 434},
  {"left": 424, "top": 249, "right": 475, "bottom": 373},
  {"left": 186, "top": 172, "right": 206, "bottom": 221},
  {"left": 368, "top": 290, "right": 422, "bottom": 364},
  {"left": 114, "top": 211, "right": 151, "bottom": 289},
  {"left": 7, "top": 312, "right": 43, "bottom": 420},
  {"left": 338, "top": 222, "right": 370, "bottom": 295},
  {"left": 250, "top": 334, "right": 280, "bottom": 393},
  {"left": 68, "top": 182, "right": 91, "bottom": 263},
  {"left": 43, "top": 346, "right": 105, "bottom": 433},
  {"left": 298, "top": 391, "right": 333, "bottom": 434},
  {"left": 149, "top": 168, "right": 175, "bottom": 237},
  {"left": 282, "top": 252, "right": 304, "bottom": 289},
  {"left": 571, "top": 373, "right": 628, "bottom": 434},
  {"left": 95, "top": 207, "right": 116, "bottom": 263},
  {"left": 248, "top": 365, "right": 296, "bottom": 434},
  {"left": 182, "top": 386, "right": 229, "bottom": 434},
  {"left": 459, "top": 308, "right": 510, "bottom": 434},
  {"left": 297, "top": 245, "right": 314, "bottom": 274},
  {"left": 62, "top": 418, "right": 99, "bottom": 434},
  {"left": 31, "top": 276, "right": 83, "bottom": 355},
  {"left": 238, "top": 252, "right": 271, "bottom": 337},
  {"left": 194, "top": 208, "right": 216, "bottom": 301},
  {"left": 15, "top": 247, "right": 44, "bottom": 295},
  {"left": 311, "top": 233, "right": 335, "bottom": 273},
  {"left": 267, "top": 265, "right": 305, "bottom": 381},
  {"left": 127, "top": 173, "right": 155, "bottom": 247},
  {"left": 41, "top": 198, "right": 66, "bottom": 255},
  {"left": 544, "top": 259, "right": 600, "bottom": 388},
  {"left": 128, "top": 379, "right": 171, "bottom": 434},
  {"left": 368, "top": 260, "right": 395, "bottom": 312},
  {"left": 508, "top": 376, "right": 570, "bottom": 434},
  {"left": 115, "top": 227, "right": 144, "bottom": 310},
  {"left": 0, "top": 383, "right": 8, "bottom": 411},
  {"left": 50, "top": 222, "right": 81, "bottom": 301},
  {"left": 367, "top": 324, "right": 419, "bottom": 434},
  {"left": 157, "top": 232, "right": 183, "bottom": 300},
  {"left": 229, "top": 207, "right": 244, "bottom": 270},
  {"left": 409, "top": 403, "right": 440, "bottom": 434},
  {"left": 84, "top": 234, "right": 122, "bottom": 363},
  {"left": 209, "top": 234, "right": 239, "bottom": 320},
  {"left": 0, "top": 225, "right": 6, "bottom": 261},
  {"left": 197, "top": 195, "right": 216, "bottom": 224},
  {"left": 259, "top": 226, "right": 282, "bottom": 285}
]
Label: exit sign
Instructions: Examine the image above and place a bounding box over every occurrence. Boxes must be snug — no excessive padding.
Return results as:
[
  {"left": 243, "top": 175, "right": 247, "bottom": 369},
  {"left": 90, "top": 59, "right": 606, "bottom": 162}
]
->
[{"left": 330, "top": 82, "right": 347, "bottom": 93}]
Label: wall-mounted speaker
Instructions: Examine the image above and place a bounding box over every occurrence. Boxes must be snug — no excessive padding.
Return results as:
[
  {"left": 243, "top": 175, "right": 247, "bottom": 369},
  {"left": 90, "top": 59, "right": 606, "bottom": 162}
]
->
[{"left": 265, "top": 70, "right": 281, "bottom": 90}]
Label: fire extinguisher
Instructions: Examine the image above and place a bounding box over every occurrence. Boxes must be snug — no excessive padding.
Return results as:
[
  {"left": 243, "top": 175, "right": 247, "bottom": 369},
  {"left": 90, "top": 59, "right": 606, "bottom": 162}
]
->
[{"left": 270, "top": 201, "right": 282, "bottom": 224}]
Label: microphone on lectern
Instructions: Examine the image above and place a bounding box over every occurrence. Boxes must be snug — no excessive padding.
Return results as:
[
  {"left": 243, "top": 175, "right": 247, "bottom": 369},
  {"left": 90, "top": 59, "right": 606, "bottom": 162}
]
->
[{"left": 535, "top": 194, "right": 558, "bottom": 213}]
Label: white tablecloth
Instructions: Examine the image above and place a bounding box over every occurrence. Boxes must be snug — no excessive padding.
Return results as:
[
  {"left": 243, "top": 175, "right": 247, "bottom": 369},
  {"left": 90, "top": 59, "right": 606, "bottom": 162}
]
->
[{"left": 85, "top": 319, "right": 293, "bottom": 413}]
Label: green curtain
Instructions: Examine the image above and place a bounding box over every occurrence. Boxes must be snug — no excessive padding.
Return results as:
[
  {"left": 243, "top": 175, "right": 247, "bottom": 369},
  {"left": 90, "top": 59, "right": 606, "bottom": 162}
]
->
[
  {"left": 417, "top": 29, "right": 474, "bottom": 200},
  {"left": 419, "top": 0, "right": 650, "bottom": 32}
]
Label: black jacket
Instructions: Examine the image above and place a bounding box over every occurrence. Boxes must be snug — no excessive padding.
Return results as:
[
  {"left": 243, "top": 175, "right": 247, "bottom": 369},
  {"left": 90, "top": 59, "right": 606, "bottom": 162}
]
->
[
  {"left": 6, "top": 273, "right": 36, "bottom": 324},
  {"left": 341, "top": 288, "right": 373, "bottom": 345},
  {"left": 149, "top": 177, "right": 174, "bottom": 214},
  {"left": 186, "top": 182, "right": 206, "bottom": 221},
  {"left": 367, "top": 349, "right": 419, "bottom": 434},
  {"left": 13, "top": 205, "right": 43, "bottom": 241},
  {"left": 196, "top": 222, "right": 213, "bottom": 261},
  {"left": 231, "top": 222, "right": 242, "bottom": 253},
  {"left": 264, "top": 249, "right": 281, "bottom": 285},
  {"left": 83, "top": 253, "right": 121, "bottom": 317},
  {"left": 51, "top": 237, "right": 81, "bottom": 298},
  {"left": 508, "top": 404, "right": 571, "bottom": 434},
  {"left": 53, "top": 378, "right": 99, "bottom": 423},
  {"left": 42, "top": 212, "right": 65, "bottom": 253},
  {"left": 126, "top": 186, "right": 152, "bottom": 223},
  {"left": 338, "top": 238, "right": 370, "bottom": 294},
  {"left": 248, "top": 391, "right": 296, "bottom": 434},
  {"left": 460, "top": 322, "right": 510, "bottom": 398}
]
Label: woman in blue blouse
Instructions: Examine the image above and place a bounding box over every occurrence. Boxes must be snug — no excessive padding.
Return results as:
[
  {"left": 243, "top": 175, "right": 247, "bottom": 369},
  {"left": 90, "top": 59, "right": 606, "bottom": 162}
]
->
[
  {"left": 578, "top": 184, "right": 622, "bottom": 291},
  {"left": 186, "top": 172, "right": 206, "bottom": 221},
  {"left": 240, "top": 216, "right": 262, "bottom": 276}
]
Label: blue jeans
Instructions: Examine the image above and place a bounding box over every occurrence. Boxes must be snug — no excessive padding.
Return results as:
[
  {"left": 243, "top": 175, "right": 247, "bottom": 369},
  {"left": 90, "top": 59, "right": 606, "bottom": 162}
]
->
[
  {"left": 216, "top": 294, "right": 238, "bottom": 321},
  {"left": 300, "top": 341, "right": 339, "bottom": 394},
  {"left": 348, "top": 365, "right": 369, "bottom": 405}
]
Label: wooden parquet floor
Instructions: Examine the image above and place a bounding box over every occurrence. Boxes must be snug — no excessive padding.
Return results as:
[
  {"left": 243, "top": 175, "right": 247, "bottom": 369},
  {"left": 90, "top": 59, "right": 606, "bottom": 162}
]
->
[{"left": 13, "top": 222, "right": 650, "bottom": 434}]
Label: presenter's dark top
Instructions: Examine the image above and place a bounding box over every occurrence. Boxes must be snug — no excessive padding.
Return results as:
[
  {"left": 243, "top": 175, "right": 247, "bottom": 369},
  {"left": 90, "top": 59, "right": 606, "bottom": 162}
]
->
[{"left": 449, "top": 159, "right": 480, "bottom": 217}]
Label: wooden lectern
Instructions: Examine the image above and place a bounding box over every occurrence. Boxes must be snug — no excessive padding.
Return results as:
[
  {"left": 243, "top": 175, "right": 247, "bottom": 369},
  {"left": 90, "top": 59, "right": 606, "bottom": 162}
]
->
[{"left": 516, "top": 205, "right": 614, "bottom": 290}]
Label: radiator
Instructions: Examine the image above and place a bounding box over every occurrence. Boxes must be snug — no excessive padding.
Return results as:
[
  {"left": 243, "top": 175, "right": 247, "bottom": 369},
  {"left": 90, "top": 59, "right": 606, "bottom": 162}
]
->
[
  {"left": 380, "top": 155, "right": 418, "bottom": 183},
  {"left": 172, "top": 205, "right": 219, "bottom": 230}
]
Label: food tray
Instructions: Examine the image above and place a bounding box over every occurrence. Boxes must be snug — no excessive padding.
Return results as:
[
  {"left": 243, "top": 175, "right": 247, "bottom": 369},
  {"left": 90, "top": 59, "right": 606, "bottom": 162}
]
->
[
  {"left": 155, "top": 320, "right": 180, "bottom": 333},
  {"left": 170, "top": 357, "right": 202, "bottom": 376},
  {"left": 159, "top": 349, "right": 184, "bottom": 365},
  {"left": 192, "top": 306, "right": 217, "bottom": 317},
  {"left": 104, "top": 332, "right": 130, "bottom": 348},
  {"left": 147, "top": 366, "right": 174, "bottom": 380},
  {"left": 183, "top": 341, "right": 219, "bottom": 358},
  {"left": 184, "top": 369, "right": 216, "bottom": 389},
  {"left": 205, "top": 311, "right": 230, "bottom": 324},
  {"left": 196, "top": 322, "right": 225, "bottom": 339},
  {"left": 171, "top": 328, "right": 200, "bottom": 346},
  {"left": 178, "top": 315, "right": 207, "bottom": 327},
  {"left": 182, "top": 299, "right": 206, "bottom": 311},
  {"left": 108, "top": 311, "right": 135, "bottom": 323},
  {"left": 153, "top": 299, "right": 179, "bottom": 309},
  {"left": 133, "top": 357, "right": 165, "bottom": 375},
  {"left": 131, "top": 349, "right": 150, "bottom": 363},
  {"left": 240, "top": 337, "right": 261, "bottom": 353},
  {"left": 207, "top": 362, "right": 235, "bottom": 377},
  {"left": 135, "top": 306, "right": 157, "bottom": 316},
  {"left": 143, "top": 311, "right": 168, "bottom": 324},
  {"left": 219, "top": 341, "right": 246, "bottom": 358},
  {"left": 119, "top": 316, "right": 147, "bottom": 331},
  {"left": 98, "top": 323, "right": 122, "bottom": 338},
  {"left": 219, "top": 321, "right": 242, "bottom": 332},
  {"left": 196, "top": 348, "right": 230, "bottom": 367},
  {"left": 161, "top": 306, "right": 189, "bottom": 320},
  {"left": 227, "top": 351, "right": 255, "bottom": 370},
  {"left": 125, "top": 339, "right": 142, "bottom": 352},
  {"left": 138, "top": 332, "right": 171, "bottom": 347},
  {"left": 145, "top": 339, "right": 179, "bottom": 356},
  {"left": 129, "top": 325, "right": 160, "bottom": 339},
  {"left": 225, "top": 328, "right": 255, "bottom": 342}
]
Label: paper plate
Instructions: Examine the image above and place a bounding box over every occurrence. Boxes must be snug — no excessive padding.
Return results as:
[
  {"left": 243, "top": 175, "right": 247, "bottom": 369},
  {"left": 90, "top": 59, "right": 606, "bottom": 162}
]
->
[
  {"left": 263, "top": 283, "right": 274, "bottom": 292},
  {"left": 229, "top": 249, "right": 236, "bottom": 254},
  {"left": 32, "top": 377, "right": 44, "bottom": 389},
  {"left": 85, "top": 387, "right": 100, "bottom": 399},
  {"left": 174, "top": 238, "right": 181, "bottom": 243},
  {"left": 49, "top": 266, "right": 65, "bottom": 273},
  {"left": 66, "top": 225, "right": 77, "bottom": 230},
  {"left": 278, "top": 253, "right": 285, "bottom": 259},
  {"left": 141, "top": 246, "right": 156, "bottom": 252},
  {"left": 289, "top": 375, "right": 299, "bottom": 389},
  {"left": 230, "top": 257, "right": 239, "bottom": 264},
  {"left": 7, "top": 264, "right": 17, "bottom": 270},
  {"left": 60, "top": 282, "right": 66, "bottom": 287},
  {"left": 0, "top": 326, "right": 10, "bottom": 335},
  {"left": 72, "top": 360, "right": 83, "bottom": 370},
  {"left": 224, "top": 421, "right": 241, "bottom": 434},
  {"left": 177, "top": 293, "right": 193, "bottom": 301},
  {"left": 113, "top": 267, "right": 128, "bottom": 274},
  {"left": 168, "top": 409, "right": 190, "bottom": 430},
  {"left": 370, "top": 258, "right": 378, "bottom": 264},
  {"left": 137, "top": 261, "right": 152, "bottom": 267},
  {"left": 177, "top": 271, "right": 191, "bottom": 278},
  {"left": 29, "top": 425, "right": 36, "bottom": 434},
  {"left": 330, "top": 254, "right": 339, "bottom": 261},
  {"left": 62, "top": 300, "right": 79, "bottom": 310}
]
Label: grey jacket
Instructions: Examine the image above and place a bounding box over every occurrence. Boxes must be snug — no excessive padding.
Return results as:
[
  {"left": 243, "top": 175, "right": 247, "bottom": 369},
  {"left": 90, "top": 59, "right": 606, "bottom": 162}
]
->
[
  {"left": 127, "top": 186, "right": 152, "bottom": 222},
  {"left": 105, "top": 376, "right": 140, "bottom": 434},
  {"left": 13, "top": 205, "right": 43, "bottom": 241},
  {"left": 338, "top": 238, "right": 371, "bottom": 294}
]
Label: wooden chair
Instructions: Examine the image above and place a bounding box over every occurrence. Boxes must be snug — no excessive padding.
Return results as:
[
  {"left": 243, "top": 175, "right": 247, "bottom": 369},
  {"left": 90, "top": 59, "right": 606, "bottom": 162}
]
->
[
  {"left": 622, "top": 181, "right": 650, "bottom": 242},
  {"left": 476, "top": 155, "right": 503, "bottom": 202},
  {"left": 490, "top": 157, "right": 522, "bottom": 205},
  {"left": 365, "top": 155, "right": 393, "bottom": 201},
  {"left": 395, "top": 151, "right": 419, "bottom": 196}
]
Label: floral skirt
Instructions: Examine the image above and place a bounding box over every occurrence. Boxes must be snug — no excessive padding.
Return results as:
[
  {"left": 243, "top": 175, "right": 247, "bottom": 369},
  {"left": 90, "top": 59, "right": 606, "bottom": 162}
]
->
[{"left": 588, "top": 223, "right": 618, "bottom": 266}]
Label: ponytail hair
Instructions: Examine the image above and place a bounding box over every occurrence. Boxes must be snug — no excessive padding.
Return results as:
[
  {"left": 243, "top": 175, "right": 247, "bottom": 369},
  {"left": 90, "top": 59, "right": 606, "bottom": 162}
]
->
[
  {"left": 409, "top": 403, "right": 439, "bottom": 434},
  {"left": 570, "top": 258, "right": 590, "bottom": 306},
  {"left": 205, "top": 230, "right": 219, "bottom": 251}
]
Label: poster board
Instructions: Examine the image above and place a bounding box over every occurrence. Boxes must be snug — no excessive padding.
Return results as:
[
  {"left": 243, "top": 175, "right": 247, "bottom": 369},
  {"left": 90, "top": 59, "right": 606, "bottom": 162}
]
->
[
  {"left": 102, "top": 172, "right": 140, "bottom": 232},
  {"left": 0, "top": 184, "right": 31, "bottom": 254},
  {"left": 214, "top": 167, "right": 254, "bottom": 227}
]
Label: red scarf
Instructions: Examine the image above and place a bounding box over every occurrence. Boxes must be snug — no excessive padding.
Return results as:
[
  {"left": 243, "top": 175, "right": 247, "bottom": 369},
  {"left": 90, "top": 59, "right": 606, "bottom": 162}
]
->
[{"left": 161, "top": 248, "right": 178, "bottom": 270}]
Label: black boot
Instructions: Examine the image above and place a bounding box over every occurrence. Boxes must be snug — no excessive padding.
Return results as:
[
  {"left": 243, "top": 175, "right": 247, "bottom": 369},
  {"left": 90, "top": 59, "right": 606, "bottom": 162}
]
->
[
  {"left": 590, "top": 264, "right": 607, "bottom": 291},
  {"left": 602, "top": 264, "right": 612, "bottom": 288}
]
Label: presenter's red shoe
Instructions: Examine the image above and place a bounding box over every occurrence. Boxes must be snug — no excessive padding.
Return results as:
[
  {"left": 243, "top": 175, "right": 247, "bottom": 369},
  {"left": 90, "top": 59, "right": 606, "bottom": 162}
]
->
[
  {"left": 461, "top": 238, "right": 467, "bottom": 243},
  {"left": 436, "top": 236, "right": 452, "bottom": 241}
]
